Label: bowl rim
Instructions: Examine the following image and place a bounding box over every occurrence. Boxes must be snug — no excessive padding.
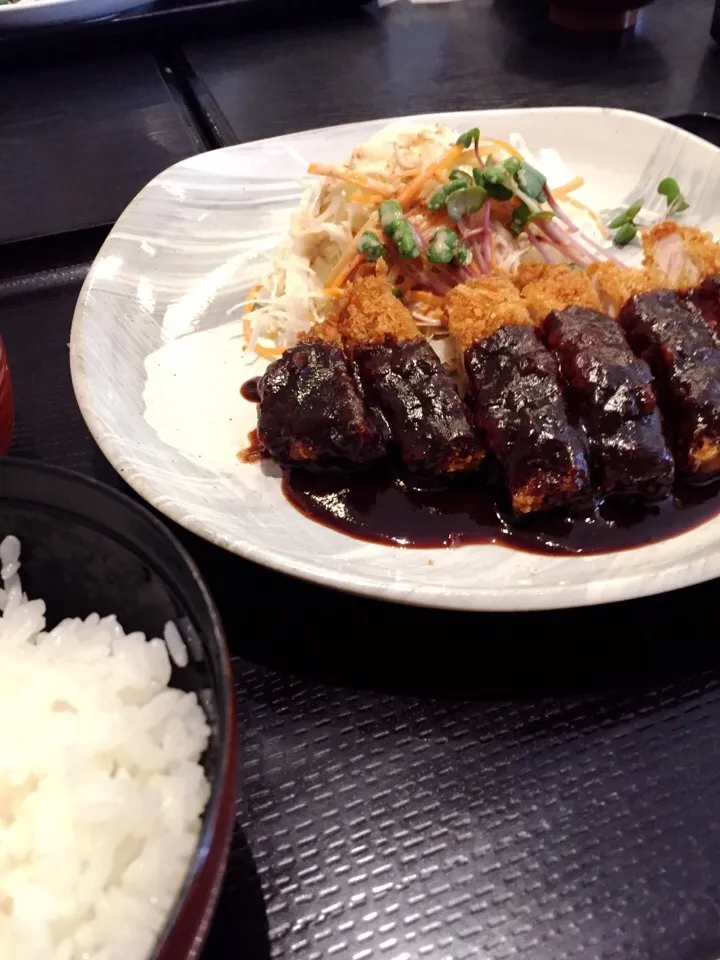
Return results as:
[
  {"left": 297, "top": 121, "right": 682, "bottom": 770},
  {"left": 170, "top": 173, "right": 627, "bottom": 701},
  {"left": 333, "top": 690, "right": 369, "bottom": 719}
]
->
[{"left": 0, "top": 456, "right": 236, "bottom": 959}]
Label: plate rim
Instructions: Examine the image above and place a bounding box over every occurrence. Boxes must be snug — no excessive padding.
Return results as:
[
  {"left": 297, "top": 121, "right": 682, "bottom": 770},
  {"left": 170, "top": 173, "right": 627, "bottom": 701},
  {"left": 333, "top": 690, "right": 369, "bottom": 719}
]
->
[
  {"left": 70, "top": 105, "right": 720, "bottom": 612},
  {"left": 0, "top": 0, "right": 149, "bottom": 22}
]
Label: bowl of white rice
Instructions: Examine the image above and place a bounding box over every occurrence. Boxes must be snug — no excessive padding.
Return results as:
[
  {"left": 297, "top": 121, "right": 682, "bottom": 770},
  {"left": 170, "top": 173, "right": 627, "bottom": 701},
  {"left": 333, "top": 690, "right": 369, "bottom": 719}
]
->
[{"left": 0, "top": 457, "right": 236, "bottom": 960}]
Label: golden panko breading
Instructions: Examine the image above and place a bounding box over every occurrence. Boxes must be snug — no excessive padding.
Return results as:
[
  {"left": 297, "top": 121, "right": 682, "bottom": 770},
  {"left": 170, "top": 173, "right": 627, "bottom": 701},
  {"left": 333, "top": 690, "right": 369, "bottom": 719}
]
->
[
  {"left": 586, "top": 262, "right": 665, "bottom": 316},
  {"left": 337, "top": 273, "right": 419, "bottom": 345},
  {"left": 302, "top": 314, "right": 343, "bottom": 345},
  {"left": 517, "top": 264, "right": 601, "bottom": 320},
  {"left": 643, "top": 222, "right": 720, "bottom": 289},
  {"left": 445, "top": 273, "right": 533, "bottom": 351},
  {"left": 513, "top": 261, "right": 549, "bottom": 290}
]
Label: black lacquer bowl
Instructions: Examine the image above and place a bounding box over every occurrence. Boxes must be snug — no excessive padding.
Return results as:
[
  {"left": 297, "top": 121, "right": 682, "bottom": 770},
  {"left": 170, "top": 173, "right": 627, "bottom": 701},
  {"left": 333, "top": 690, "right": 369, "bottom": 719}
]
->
[{"left": 0, "top": 457, "right": 237, "bottom": 960}]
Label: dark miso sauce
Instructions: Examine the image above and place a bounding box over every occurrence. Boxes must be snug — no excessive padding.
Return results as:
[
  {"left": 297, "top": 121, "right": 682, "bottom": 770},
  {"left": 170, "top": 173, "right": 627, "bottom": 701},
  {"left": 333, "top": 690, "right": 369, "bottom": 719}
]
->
[
  {"left": 240, "top": 377, "right": 261, "bottom": 403},
  {"left": 282, "top": 468, "right": 720, "bottom": 557},
  {"left": 238, "top": 428, "right": 265, "bottom": 464}
]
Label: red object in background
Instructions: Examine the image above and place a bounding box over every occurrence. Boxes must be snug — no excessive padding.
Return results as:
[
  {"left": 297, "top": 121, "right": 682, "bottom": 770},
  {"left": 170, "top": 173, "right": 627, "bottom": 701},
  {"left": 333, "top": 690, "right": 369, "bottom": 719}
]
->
[
  {"left": 0, "top": 338, "right": 14, "bottom": 455},
  {"left": 549, "top": 1, "right": 655, "bottom": 32}
]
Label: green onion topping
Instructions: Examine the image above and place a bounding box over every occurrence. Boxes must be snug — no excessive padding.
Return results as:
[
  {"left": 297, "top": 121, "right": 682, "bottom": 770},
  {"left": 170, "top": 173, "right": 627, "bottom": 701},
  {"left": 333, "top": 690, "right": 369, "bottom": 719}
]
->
[
  {"left": 446, "top": 185, "right": 488, "bottom": 221},
  {"left": 657, "top": 177, "right": 690, "bottom": 215},
  {"left": 613, "top": 222, "right": 638, "bottom": 247},
  {"left": 357, "top": 231, "right": 386, "bottom": 261},
  {"left": 456, "top": 127, "right": 480, "bottom": 150}
]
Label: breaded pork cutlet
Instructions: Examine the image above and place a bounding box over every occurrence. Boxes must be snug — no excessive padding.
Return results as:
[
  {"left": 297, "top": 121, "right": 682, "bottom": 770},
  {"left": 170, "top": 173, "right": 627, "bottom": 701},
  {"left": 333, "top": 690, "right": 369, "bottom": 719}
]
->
[
  {"left": 689, "top": 275, "right": 720, "bottom": 333},
  {"left": 515, "top": 263, "right": 601, "bottom": 322},
  {"left": 643, "top": 222, "right": 720, "bottom": 289},
  {"left": 511, "top": 263, "right": 675, "bottom": 496},
  {"left": 619, "top": 290, "right": 720, "bottom": 476},
  {"left": 337, "top": 272, "right": 483, "bottom": 476},
  {"left": 257, "top": 319, "right": 388, "bottom": 468},
  {"left": 446, "top": 276, "right": 590, "bottom": 514},
  {"left": 443, "top": 272, "right": 534, "bottom": 351},
  {"left": 586, "top": 262, "right": 665, "bottom": 317},
  {"left": 544, "top": 307, "right": 674, "bottom": 497}
]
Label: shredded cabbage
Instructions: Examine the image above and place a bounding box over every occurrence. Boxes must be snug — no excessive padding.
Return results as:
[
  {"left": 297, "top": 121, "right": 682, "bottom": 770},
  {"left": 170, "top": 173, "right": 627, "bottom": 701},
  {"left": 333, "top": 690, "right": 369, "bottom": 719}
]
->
[{"left": 238, "top": 122, "right": 608, "bottom": 360}]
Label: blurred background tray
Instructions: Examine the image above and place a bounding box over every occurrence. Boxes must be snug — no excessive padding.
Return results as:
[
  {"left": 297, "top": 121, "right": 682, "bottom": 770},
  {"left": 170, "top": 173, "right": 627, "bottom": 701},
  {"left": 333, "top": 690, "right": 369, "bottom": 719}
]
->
[{"left": 0, "top": 0, "right": 366, "bottom": 49}]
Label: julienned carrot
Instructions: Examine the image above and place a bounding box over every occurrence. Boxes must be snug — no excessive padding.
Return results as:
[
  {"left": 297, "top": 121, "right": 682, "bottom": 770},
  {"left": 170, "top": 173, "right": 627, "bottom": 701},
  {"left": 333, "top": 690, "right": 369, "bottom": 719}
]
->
[
  {"left": 478, "top": 138, "right": 525, "bottom": 161},
  {"left": 397, "top": 144, "right": 465, "bottom": 209},
  {"left": 307, "top": 163, "right": 394, "bottom": 197},
  {"left": 324, "top": 212, "right": 379, "bottom": 288},
  {"left": 255, "top": 343, "right": 284, "bottom": 360},
  {"left": 553, "top": 176, "right": 585, "bottom": 199},
  {"left": 352, "top": 191, "right": 386, "bottom": 205},
  {"left": 406, "top": 290, "right": 444, "bottom": 307},
  {"left": 564, "top": 196, "right": 610, "bottom": 238}
]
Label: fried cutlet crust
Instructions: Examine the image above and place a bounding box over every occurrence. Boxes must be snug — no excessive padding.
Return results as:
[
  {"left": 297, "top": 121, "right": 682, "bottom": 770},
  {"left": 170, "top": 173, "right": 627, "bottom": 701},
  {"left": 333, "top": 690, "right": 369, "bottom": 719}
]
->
[
  {"left": 445, "top": 273, "right": 534, "bottom": 351},
  {"left": 619, "top": 290, "right": 720, "bottom": 476},
  {"left": 586, "top": 263, "right": 665, "bottom": 316},
  {"left": 333, "top": 267, "right": 484, "bottom": 475},
  {"left": 336, "top": 273, "right": 419, "bottom": 345},
  {"left": 643, "top": 222, "right": 720, "bottom": 286},
  {"left": 516, "top": 264, "right": 601, "bottom": 321}
]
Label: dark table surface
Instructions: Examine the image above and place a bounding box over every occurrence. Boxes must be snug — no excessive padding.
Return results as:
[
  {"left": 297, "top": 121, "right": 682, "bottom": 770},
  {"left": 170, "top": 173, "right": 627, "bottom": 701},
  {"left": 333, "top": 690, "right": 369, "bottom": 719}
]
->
[{"left": 3, "top": 2, "right": 720, "bottom": 959}]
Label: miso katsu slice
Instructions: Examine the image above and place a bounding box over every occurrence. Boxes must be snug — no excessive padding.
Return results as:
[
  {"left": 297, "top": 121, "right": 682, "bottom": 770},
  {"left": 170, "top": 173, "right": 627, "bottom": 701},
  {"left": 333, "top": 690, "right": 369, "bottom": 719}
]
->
[
  {"left": 544, "top": 307, "right": 674, "bottom": 497},
  {"left": 446, "top": 276, "right": 590, "bottom": 514},
  {"left": 643, "top": 222, "right": 720, "bottom": 289},
  {"left": 689, "top": 275, "right": 720, "bottom": 332},
  {"left": 515, "top": 263, "right": 601, "bottom": 322},
  {"left": 619, "top": 290, "right": 720, "bottom": 476},
  {"left": 586, "top": 263, "right": 665, "bottom": 317},
  {"left": 338, "top": 273, "right": 483, "bottom": 475},
  {"left": 257, "top": 326, "right": 387, "bottom": 468}
]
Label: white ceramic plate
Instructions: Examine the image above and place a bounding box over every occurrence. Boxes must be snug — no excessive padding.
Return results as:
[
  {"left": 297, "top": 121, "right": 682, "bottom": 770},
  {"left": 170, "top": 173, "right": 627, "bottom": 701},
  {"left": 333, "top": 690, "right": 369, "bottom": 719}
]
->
[
  {"left": 70, "top": 107, "right": 720, "bottom": 611},
  {"left": 0, "top": 0, "right": 149, "bottom": 28}
]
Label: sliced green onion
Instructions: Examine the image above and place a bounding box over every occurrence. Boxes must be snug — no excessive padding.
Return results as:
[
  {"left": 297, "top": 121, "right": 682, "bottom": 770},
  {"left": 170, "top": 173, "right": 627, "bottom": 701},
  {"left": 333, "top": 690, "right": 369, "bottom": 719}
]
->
[
  {"left": 658, "top": 177, "right": 689, "bottom": 214},
  {"left": 510, "top": 202, "right": 532, "bottom": 236},
  {"left": 428, "top": 178, "right": 471, "bottom": 211},
  {"left": 427, "top": 227, "right": 459, "bottom": 264},
  {"left": 608, "top": 199, "right": 643, "bottom": 229},
  {"left": 379, "top": 199, "right": 403, "bottom": 236},
  {"left": 454, "top": 243, "right": 473, "bottom": 267},
  {"left": 446, "top": 185, "right": 488, "bottom": 221},
  {"left": 516, "top": 161, "right": 547, "bottom": 202},
  {"left": 390, "top": 220, "right": 420, "bottom": 259},
  {"left": 357, "top": 231, "right": 386, "bottom": 261},
  {"left": 613, "top": 222, "right": 638, "bottom": 247},
  {"left": 456, "top": 127, "right": 480, "bottom": 150},
  {"left": 479, "top": 165, "right": 515, "bottom": 201}
]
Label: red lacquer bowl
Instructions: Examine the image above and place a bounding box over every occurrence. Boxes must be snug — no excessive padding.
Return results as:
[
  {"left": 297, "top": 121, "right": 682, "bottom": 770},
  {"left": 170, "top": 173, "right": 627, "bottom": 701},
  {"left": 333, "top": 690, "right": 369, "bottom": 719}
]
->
[
  {"left": 549, "top": 0, "right": 656, "bottom": 32},
  {"left": 0, "top": 337, "right": 15, "bottom": 454},
  {"left": 0, "top": 458, "right": 237, "bottom": 960}
]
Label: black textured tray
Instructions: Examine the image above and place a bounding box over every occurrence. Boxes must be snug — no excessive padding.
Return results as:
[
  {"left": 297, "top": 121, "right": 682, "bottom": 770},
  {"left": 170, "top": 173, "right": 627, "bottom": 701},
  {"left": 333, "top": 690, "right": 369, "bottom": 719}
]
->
[
  {"left": 4, "top": 265, "right": 720, "bottom": 960},
  {"left": 0, "top": 0, "right": 366, "bottom": 57},
  {"left": 5, "top": 114, "right": 720, "bottom": 960}
]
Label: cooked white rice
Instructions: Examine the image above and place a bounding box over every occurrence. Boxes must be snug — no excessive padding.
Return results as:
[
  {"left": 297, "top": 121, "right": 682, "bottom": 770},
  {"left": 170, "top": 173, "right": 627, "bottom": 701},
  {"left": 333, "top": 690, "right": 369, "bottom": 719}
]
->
[{"left": 0, "top": 536, "right": 212, "bottom": 960}]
